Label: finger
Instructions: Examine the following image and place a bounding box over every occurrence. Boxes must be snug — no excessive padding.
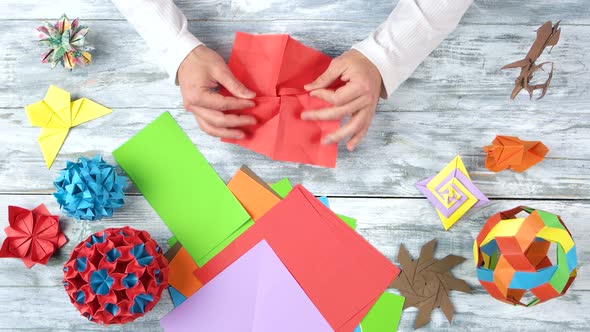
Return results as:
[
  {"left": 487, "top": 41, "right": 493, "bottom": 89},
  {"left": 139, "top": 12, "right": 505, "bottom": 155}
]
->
[
  {"left": 304, "top": 60, "right": 343, "bottom": 91},
  {"left": 346, "top": 125, "right": 370, "bottom": 151},
  {"left": 190, "top": 107, "right": 257, "bottom": 128},
  {"left": 193, "top": 113, "right": 246, "bottom": 139},
  {"left": 197, "top": 90, "right": 255, "bottom": 111},
  {"left": 216, "top": 69, "right": 256, "bottom": 99},
  {"left": 301, "top": 95, "right": 365, "bottom": 121},
  {"left": 322, "top": 110, "right": 367, "bottom": 145},
  {"left": 310, "top": 84, "right": 361, "bottom": 106}
]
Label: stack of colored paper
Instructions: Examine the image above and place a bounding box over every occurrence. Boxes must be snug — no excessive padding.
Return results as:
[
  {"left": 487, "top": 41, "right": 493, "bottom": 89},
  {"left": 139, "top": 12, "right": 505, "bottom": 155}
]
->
[{"left": 113, "top": 112, "right": 405, "bottom": 332}]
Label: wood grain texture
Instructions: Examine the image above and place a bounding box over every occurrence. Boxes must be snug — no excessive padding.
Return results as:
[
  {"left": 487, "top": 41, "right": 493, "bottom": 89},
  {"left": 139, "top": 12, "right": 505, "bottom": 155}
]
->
[
  {"left": 1, "top": 108, "right": 589, "bottom": 198},
  {"left": 1, "top": 21, "right": 588, "bottom": 113},
  {"left": 0, "top": 195, "right": 587, "bottom": 331},
  {"left": 0, "top": 0, "right": 588, "bottom": 331},
  {"left": 0, "top": 0, "right": 588, "bottom": 25}
]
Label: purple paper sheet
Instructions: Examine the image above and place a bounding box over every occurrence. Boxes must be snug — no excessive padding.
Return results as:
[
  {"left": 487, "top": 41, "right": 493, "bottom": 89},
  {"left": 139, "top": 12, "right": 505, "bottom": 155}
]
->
[{"left": 160, "top": 240, "right": 333, "bottom": 332}]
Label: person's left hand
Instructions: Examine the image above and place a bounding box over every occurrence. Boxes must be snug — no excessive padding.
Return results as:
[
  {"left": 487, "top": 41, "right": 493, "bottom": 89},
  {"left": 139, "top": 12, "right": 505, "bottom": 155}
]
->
[{"left": 302, "top": 49, "right": 383, "bottom": 151}]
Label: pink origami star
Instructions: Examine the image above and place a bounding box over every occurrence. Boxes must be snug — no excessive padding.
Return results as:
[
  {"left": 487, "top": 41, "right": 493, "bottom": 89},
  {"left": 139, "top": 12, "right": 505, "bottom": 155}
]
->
[{"left": 0, "top": 204, "right": 67, "bottom": 268}]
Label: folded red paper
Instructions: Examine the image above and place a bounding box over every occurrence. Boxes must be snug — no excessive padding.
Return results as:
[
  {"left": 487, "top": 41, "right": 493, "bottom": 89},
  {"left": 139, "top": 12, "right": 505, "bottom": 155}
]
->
[
  {"left": 195, "top": 184, "right": 399, "bottom": 331},
  {"left": 220, "top": 32, "right": 342, "bottom": 168},
  {"left": 0, "top": 204, "right": 67, "bottom": 268}
]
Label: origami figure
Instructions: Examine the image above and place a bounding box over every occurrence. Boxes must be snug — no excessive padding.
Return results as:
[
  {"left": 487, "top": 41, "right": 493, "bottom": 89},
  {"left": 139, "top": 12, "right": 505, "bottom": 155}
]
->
[
  {"left": 474, "top": 206, "right": 577, "bottom": 306},
  {"left": 25, "top": 85, "right": 112, "bottom": 168},
  {"left": 37, "top": 14, "right": 92, "bottom": 70},
  {"left": 0, "top": 204, "right": 67, "bottom": 268},
  {"left": 220, "top": 32, "right": 343, "bottom": 168},
  {"left": 502, "top": 21, "right": 561, "bottom": 100},
  {"left": 416, "top": 156, "right": 489, "bottom": 230},
  {"left": 484, "top": 136, "right": 549, "bottom": 173},
  {"left": 63, "top": 227, "right": 169, "bottom": 325},
  {"left": 390, "top": 240, "right": 471, "bottom": 329}
]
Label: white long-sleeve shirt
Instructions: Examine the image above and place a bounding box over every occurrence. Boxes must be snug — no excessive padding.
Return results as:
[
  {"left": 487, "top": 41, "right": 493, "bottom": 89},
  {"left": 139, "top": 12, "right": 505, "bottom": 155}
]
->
[{"left": 111, "top": 0, "right": 472, "bottom": 97}]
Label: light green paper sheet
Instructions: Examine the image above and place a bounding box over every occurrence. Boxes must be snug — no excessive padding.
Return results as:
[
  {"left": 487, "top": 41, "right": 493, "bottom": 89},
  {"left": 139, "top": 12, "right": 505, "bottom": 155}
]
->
[
  {"left": 360, "top": 292, "right": 405, "bottom": 331},
  {"left": 113, "top": 112, "right": 251, "bottom": 267}
]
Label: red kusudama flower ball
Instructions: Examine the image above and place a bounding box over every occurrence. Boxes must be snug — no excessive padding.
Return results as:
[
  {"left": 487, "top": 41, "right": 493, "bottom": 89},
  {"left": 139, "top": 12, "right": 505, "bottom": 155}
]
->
[{"left": 63, "top": 226, "right": 169, "bottom": 324}]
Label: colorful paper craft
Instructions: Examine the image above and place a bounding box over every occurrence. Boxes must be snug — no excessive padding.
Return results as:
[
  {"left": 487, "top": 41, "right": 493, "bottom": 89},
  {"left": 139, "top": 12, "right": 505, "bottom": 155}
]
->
[
  {"left": 195, "top": 185, "right": 399, "bottom": 332},
  {"left": 25, "top": 85, "right": 112, "bottom": 168},
  {"left": 391, "top": 240, "right": 471, "bottom": 329},
  {"left": 37, "top": 14, "right": 92, "bottom": 70},
  {"left": 0, "top": 204, "right": 67, "bottom": 268},
  {"left": 416, "top": 156, "right": 489, "bottom": 230},
  {"left": 53, "top": 155, "right": 128, "bottom": 221},
  {"left": 220, "top": 32, "right": 342, "bottom": 168},
  {"left": 161, "top": 240, "right": 333, "bottom": 332},
  {"left": 483, "top": 136, "right": 549, "bottom": 173},
  {"left": 63, "top": 227, "right": 168, "bottom": 325},
  {"left": 113, "top": 112, "right": 252, "bottom": 266},
  {"left": 474, "top": 206, "right": 577, "bottom": 306}
]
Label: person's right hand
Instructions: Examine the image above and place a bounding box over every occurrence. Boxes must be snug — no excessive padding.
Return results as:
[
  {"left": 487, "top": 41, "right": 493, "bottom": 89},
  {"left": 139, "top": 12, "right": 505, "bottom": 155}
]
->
[{"left": 178, "top": 45, "right": 256, "bottom": 139}]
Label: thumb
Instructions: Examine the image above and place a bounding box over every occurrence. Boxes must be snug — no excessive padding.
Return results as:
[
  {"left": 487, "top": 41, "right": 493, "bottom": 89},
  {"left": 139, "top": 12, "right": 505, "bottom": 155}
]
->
[
  {"left": 304, "top": 60, "right": 342, "bottom": 91},
  {"left": 217, "top": 69, "right": 256, "bottom": 99}
]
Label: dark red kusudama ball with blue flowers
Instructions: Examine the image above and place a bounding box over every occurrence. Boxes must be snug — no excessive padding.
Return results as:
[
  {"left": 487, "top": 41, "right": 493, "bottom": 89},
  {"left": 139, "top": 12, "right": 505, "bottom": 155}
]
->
[{"left": 63, "top": 226, "right": 169, "bottom": 324}]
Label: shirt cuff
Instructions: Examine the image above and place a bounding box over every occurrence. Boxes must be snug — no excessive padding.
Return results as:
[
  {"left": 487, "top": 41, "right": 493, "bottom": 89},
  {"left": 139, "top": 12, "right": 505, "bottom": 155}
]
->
[
  {"left": 352, "top": 38, "right": 399, "bottom": 99},
  {"left": 164, "top": 29, "right": 203, "bottom": 85}
]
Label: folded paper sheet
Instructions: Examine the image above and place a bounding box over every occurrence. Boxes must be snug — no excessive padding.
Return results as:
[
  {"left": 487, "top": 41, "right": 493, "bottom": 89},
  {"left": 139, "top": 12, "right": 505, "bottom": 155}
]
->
[
  {"left": 416, "top": 156, "right": 489, "bottom": 230},
  {"left": 483, "top": 136, "right": 549, "bottom": 173},
  {"left": 113, "top": 112, "right": 252, "bottom": 266},
  {"left": 221, "top": 32, "right": 342, "bottom": 167},
  {"left": 195, "top": 185, "right": 399, "bottom": 331},
  {"left": 391, "top": 240, "right": 471, "bottom": 329},
  {"left": 474, "top": 206, "right": 577, "bottom": 306},
  {"left": 25, "top": 85, "right": 112, "bottom": 168},
  {"left": 161, "top": 240, "right": 333, "bottom": 332}
]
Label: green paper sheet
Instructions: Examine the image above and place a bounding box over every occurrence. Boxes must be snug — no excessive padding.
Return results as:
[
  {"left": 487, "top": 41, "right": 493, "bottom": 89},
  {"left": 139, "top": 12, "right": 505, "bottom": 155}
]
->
[
  {"left": 360, "top": 292, "right": 405, "bottom": 331},
  {"left": 113, "top": 112, "right": 251, "bottom": 267},
  {"left": 270, "top": 178, "right": 293, "bottom": 198}
]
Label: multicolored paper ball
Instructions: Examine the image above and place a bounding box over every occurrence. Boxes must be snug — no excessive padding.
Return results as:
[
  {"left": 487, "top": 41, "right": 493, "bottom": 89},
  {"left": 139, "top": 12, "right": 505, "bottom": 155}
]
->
[
  {"left": 474, "top": 206, "right": 577, "bottom": 306},
  {"left": 63, "top": 227, "right": 169, "bottom": 325},
  {"left": 54, "top": 155, "right": 128, "bottom": 221},
  {"left": 37, "top": 14, "right": 93, "bottom": 70}
]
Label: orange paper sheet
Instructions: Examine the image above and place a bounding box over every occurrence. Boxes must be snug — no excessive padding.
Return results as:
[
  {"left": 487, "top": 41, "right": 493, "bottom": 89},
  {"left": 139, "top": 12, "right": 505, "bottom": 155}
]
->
[{"left": 227, "top": 166, "right": 281, "bottom": 221}]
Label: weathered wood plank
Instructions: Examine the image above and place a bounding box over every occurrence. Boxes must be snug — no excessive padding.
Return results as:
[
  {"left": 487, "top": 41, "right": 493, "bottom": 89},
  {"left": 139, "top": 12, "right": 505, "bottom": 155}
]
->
[
  {"left": 0, "top": 195, "right": 587, "bottom": 330},
  {"left": 0, "top": 21, "right": 588, "bottom": 113},
  {"left": 0, "top": 109, "right": 589, "bottom": 198},
  {"left": 0, "top": 0, "right": 587, "bottom": 25}
]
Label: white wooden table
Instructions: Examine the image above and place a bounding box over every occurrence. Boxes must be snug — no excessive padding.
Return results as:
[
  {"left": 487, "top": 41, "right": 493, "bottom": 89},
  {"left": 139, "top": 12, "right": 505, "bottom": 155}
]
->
[{"left": 0, "top": 1, "right": 588, "bottom": 331}]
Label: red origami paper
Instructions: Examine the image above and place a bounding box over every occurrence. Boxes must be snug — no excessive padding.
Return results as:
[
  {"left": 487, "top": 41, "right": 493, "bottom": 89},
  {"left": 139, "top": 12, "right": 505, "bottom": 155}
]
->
[
  {"left": 195, "top": 184, "right": 399, "bottom": 332},
  {"left": 220, "top": 32, "right": 343, "bottom": 168},
  {"left": 483, "top": 136, "right": 549, "bottom": 173},
  {"left": 0, "top": 204, "right": 67, "bottom": 268}
]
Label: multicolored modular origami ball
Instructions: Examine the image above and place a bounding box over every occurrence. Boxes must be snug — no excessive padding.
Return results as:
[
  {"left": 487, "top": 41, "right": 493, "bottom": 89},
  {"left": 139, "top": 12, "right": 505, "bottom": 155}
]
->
[
  {"left": 37, "top": 14, "right": 92, "bottom": 70},
  {"left": 63, "top": 227, "right": 169, "bottom": 324},
  {"left": 54, "top": 156, "right": 128, "bottom": 221},
  {"left": 474, "top": 207, "right": 577, "bottom": 306}
]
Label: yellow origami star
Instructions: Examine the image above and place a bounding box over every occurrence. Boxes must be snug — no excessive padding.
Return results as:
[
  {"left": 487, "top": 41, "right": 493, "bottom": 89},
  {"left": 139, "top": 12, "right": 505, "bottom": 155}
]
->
[{"left": 25, "top": 85, "right": 112, "bottom": 168}]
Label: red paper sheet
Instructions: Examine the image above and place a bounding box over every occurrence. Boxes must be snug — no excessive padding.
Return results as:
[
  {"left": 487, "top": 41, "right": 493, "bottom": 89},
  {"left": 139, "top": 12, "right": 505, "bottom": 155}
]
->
[
  {"left": 195, "top": 184, "right": 399, "bottom": 331},
  {"left": 220, "top": 32, "right": 342, "bottom": 168}
]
